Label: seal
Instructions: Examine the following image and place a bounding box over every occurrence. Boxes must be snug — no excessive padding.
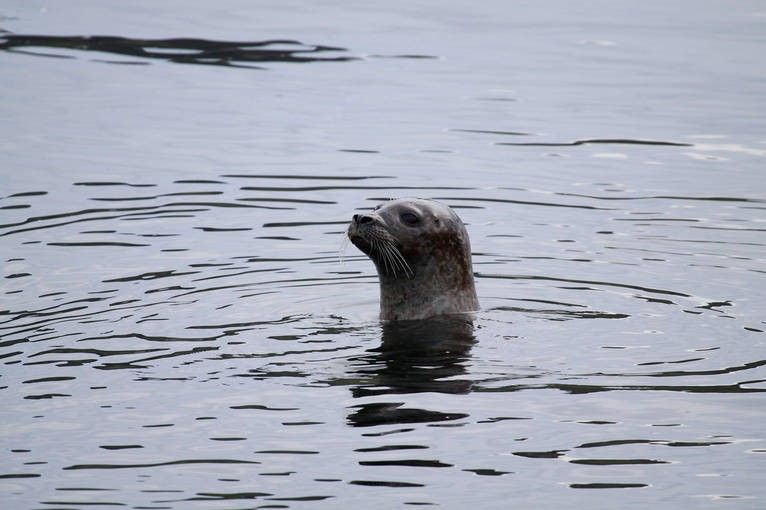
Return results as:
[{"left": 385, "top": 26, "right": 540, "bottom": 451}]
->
[{"left": 347, "top": 198, "right": 479, "bottom": 321}]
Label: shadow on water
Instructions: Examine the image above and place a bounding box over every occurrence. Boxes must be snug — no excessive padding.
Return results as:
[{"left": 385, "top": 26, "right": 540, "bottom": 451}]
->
[
  {"left": 496, "top": 138, "right": 693, "bottom": 147},
  {"left": 451, "top": 128, "right": 694, "bottom": 148},
  {"left": 0, "top": 33, "right": 357, "bottom": 68},
  {"left": 346, "top": 315, "right": 476, "bottom": 427}
]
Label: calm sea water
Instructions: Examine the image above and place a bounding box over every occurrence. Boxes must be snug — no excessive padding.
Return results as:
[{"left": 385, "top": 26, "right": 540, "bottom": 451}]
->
[{"left": 2, "top": 1, "right": 765, "bottom": 509}]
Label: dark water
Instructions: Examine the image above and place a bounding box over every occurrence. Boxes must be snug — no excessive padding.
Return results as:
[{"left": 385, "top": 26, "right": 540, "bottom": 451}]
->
[{"left": 2, "top": 1, "right": 766, "bottom": 509}]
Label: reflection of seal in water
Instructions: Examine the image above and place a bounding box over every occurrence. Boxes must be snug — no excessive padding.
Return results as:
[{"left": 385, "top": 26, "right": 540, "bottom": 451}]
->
[{"left": 347, "top": 198, "right": 479, "bottom": 321}]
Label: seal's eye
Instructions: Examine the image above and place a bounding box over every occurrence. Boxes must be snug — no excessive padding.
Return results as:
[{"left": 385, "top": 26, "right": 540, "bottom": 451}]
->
[{"left": 400, "top": 212, "right": 420, "bottom": 226}]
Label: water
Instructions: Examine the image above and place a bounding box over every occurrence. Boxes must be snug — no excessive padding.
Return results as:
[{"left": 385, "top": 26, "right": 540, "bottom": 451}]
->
[{"left": 2, "top": 1, "right": 766, "bottom": 508}]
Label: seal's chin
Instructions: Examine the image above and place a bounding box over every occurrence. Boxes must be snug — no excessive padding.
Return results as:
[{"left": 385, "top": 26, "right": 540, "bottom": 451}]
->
[
  {"left": 347, "top": 223, "right": 371, "bottom": 256},
  {"left": 348, "top": 232, "right": 372, "bottom": 256},
  {"left": 348, "top": 225, "right": 414, "bottom": 279}
]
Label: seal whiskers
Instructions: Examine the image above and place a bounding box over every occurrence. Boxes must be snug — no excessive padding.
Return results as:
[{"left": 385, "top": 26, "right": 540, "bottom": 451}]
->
[
  {"left": 362, "top": 224, "right": 412, "bottom": 279},
  {"left": 338, "top": 231, "right": 351, "bottom": 265},
  {"left": 383, "top": 242, "right": 413, "bottom": 279}
]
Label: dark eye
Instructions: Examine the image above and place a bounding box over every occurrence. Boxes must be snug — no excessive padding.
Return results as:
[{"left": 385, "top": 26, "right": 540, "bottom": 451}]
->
[{"left": 400, "top": 212, "right": 420, "bottom": 226}]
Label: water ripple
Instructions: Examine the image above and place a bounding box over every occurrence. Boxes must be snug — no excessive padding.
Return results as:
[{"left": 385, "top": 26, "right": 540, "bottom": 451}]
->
[{"left": 0, "top": 34, "right": 357, "bottom": 68}]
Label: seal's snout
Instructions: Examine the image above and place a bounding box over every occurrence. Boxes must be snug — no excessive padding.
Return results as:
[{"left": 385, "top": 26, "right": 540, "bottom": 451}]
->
[
  {"left": 352, "top": 214, "right": 374, "bottom": 225},
  {"left": 348, "top": 213, "right": 375, "bottom": 240},
  {"left": 347, "top": 213, "right": 375, "bottom": 252}
]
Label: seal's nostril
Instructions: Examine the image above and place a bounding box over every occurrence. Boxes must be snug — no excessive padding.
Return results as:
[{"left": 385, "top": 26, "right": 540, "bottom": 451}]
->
[{"left": 353, "top": 214, "right": 374, "bottom": 225}]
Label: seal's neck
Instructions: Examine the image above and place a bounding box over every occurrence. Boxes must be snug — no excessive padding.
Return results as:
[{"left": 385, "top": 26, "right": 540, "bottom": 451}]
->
[{"left": 377, "top": 262, "right": 479, "bottom": 321}]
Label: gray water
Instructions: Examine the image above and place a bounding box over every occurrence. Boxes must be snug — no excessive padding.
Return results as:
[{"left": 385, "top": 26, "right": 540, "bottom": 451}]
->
[{"left": 2, "top": 1, "right": 766, "bottom": 509}]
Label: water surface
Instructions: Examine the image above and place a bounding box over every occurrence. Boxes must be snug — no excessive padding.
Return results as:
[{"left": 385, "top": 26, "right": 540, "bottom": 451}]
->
[{"left": 2, "top": 1, "right": 765, "bottom": 509}]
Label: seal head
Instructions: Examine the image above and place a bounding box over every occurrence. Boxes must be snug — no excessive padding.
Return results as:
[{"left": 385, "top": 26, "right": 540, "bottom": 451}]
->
[{"left": 347, "top": 198, "right": 479, "bottom": 321}]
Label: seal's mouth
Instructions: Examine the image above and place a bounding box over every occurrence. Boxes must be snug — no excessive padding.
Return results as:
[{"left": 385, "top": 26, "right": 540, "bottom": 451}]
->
[
  {"left": 347, "top": 227, "right": 371, "bottom": 255},
  {"left": 347, "top": 219, "right": 413, "bottom": 279},
  {"left": 347, "top": 220, "right": 372, "bottom": 254}
]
